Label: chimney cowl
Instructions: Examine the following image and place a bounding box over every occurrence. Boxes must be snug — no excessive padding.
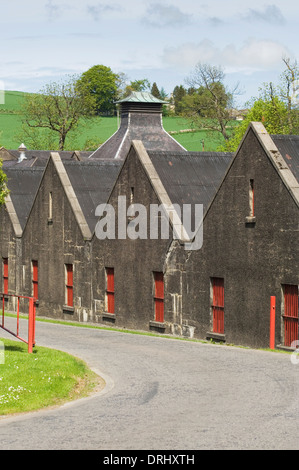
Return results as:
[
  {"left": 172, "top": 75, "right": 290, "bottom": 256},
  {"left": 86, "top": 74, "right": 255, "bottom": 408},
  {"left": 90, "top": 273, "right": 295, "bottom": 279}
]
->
[{"left": 18, "top": 143, "right": 27, "bottom": 162}]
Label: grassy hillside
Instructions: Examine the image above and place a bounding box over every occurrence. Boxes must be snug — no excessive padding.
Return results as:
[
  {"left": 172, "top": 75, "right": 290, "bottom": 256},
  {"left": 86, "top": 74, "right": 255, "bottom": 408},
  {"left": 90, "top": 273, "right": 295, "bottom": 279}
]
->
[{"left": 0, "top": 90, "right": 237, "bottom": 152}]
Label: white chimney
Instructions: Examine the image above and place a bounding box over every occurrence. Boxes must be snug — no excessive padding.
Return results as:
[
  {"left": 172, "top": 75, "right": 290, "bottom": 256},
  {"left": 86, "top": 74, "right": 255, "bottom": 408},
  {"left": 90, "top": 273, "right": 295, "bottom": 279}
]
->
[{"left": 18, "top": 143, "right": 27, "bottom": 163}]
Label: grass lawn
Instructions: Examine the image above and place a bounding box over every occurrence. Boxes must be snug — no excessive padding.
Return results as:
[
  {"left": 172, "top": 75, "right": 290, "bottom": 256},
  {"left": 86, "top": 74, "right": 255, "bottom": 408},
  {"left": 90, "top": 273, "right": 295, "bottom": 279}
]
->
[
  {"left": 0, "top": 337, "right": 102, "bottom": 416},
  {"left": 0, "top": 90, "right": 240, "bottom": 152}
]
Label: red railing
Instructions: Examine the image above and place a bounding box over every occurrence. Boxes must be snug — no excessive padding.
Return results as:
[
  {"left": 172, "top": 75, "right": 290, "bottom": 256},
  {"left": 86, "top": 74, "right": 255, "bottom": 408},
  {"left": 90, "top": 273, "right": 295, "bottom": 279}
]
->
[{"left": 0, "top": 293, "right": 36, "bottom": 353}]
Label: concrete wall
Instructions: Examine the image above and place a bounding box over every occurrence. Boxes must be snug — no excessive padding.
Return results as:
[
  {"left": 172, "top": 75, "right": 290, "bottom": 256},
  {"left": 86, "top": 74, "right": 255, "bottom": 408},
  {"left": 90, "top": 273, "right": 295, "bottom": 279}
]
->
[
  {"left": 21, "top": 157, "right": 93, "bottom": 322},
  {"left": 176, "top": 127, "right": 299, "bottom": 348}
]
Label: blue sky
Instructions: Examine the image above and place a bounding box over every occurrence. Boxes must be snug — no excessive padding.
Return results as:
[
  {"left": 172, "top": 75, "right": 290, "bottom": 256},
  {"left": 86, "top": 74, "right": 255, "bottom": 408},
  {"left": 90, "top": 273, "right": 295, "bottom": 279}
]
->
[{"left": 0, "top": 0, "right": 298, "bottom": 107}]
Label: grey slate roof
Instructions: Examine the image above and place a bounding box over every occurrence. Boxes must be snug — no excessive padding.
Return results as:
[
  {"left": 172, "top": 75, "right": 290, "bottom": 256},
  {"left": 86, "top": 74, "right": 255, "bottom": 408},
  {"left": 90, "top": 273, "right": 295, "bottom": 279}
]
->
[
  {"left": 63, "top": 160, "right": 122, "bottom": 232},
  {"left": 89, "top": 92, "right": 185, "bottom": 160},
  {"left": 148, "top": 151, "right": 234, "bottom": 216},
  {"left": 2, "top": 150, "right": 92, "bottom": 168},
  {"left": 4, "top": 167, "right": 44, "bottom": 229},
  {"left": 271, "top": 134, "right": 299, "bottom": 183}
]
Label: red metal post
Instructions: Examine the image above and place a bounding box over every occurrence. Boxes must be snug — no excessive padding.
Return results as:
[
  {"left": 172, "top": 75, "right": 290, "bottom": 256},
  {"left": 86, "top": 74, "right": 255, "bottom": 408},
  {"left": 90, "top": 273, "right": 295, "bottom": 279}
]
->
[
  {"left": 28, "top": 298, "right": 34, "bottom": 354},
  {"left": 270, "top": 296, "right": 276, "bottom": 350}
]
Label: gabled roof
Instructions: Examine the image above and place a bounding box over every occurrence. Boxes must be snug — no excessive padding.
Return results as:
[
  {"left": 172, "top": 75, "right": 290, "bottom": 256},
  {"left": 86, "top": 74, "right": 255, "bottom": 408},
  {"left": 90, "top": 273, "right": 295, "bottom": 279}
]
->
[
  {"left": 2, "top": 149, "right": 92, "bottom": 168},
  {"left": 245, "top": 123, "right": 299, "bottom": 208},
  {"left": 147, "top": 150, "right": 234, "bottom": 215},
  {"left": 0, "top": 147, "right": 17, "bottom": 161},
  {"left": 271, "top": 134, "right": 299, "bottom": 183},
  {"left": 63, "top": 159, "right": 122, "bottom": 233},
  {"left": 129, "top": 141, "right": 233, "bottom": 244},
  {"left": 4, "top": 167, "right": 44, "bottom": 231}
]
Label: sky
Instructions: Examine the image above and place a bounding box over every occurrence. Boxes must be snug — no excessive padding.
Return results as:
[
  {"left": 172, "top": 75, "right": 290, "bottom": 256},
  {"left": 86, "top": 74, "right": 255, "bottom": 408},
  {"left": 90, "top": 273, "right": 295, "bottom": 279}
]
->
[{"left": 0, "top": 0, "right": 298, "bottom": 107}]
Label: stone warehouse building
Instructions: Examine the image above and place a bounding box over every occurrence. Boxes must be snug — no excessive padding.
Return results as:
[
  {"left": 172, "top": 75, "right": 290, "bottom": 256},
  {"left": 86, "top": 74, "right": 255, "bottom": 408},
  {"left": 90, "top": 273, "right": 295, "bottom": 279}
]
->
[{"left": 0, "top": 92, "right": 298, "bottom": 350}]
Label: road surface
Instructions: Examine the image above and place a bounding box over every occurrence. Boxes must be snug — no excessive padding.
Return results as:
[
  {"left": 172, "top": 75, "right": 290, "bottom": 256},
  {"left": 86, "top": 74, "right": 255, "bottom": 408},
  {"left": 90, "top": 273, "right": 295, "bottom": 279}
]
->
[{"left": 0, "top": 319, "right": 299, "bottom": 450}]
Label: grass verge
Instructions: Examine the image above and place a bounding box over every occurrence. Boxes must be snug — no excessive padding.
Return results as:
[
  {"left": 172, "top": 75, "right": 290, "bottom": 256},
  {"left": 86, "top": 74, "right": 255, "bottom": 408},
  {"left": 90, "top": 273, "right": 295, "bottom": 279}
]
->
[{"left": 0, "top": 337, "right": 102, "bottom": 416}]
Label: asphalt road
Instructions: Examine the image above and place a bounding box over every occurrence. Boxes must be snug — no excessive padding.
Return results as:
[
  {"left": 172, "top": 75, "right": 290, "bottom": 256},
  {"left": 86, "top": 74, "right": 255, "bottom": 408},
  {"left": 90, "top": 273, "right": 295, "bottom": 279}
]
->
[{"left": 0, "top": 319, "right": 299, "bottom": 450}]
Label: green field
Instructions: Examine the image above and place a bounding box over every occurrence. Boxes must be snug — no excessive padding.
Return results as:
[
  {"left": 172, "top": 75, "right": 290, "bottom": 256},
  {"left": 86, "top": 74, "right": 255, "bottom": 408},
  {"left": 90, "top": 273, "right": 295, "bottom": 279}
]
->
[{"left": 0, "top": 90, "right": 238, "bottom": 152}]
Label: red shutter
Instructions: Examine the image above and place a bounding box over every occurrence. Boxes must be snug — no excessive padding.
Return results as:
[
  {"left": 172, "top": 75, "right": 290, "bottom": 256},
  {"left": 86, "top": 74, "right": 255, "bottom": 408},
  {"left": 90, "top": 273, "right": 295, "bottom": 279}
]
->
[
  {"left": 66, "top": 264, "right": 73, "bottom": 307},
  {"left": 212, "top": 277, "right": 224, "bottom": 334},
  {"left": 106, "top": 268, "right": 115, "bottom": 314},
  {"left": 3, "top": 258, "right": 8, "bottom": 294},
  {"left": 32, "top": 260, "right": 38, "bottom": 299},
  {"left": 154, "top": 272, "right": 164, "bottom": 323},
  {"left": 283, "top": 284, "right": 298, "bottom": 347}
]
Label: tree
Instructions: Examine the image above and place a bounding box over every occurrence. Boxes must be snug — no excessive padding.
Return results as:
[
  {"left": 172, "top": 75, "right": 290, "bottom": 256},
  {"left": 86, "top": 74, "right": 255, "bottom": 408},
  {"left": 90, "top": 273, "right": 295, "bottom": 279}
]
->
[
  {"left": 278, "top": 57, "right": 299, "bottom": 133},
  {"left": 122, "top": 78, "right": 151, "bottom": 97},
  {"left": 21, "top": 75, "right": 90, "bottom": 151},
  {"left": 0, "top": 160, "right": 8, "bottom": 205},
  {"left": 181, "top": 63, "right": 240, "bottom": 140},
  {"left": 172, "top": 85, "right": 186, "bottom": 114},
  {"left": 224, "top": 57, "right": 299, "bottom": 151},
  {"left": 222, "top": 94, "right": 289, "bottom": 151},
  {"left": 151, "top": 82, "right": 161, "bottom": 99},
  {"left": 76, "top": 65, "right": 119, "bottom": 115}
]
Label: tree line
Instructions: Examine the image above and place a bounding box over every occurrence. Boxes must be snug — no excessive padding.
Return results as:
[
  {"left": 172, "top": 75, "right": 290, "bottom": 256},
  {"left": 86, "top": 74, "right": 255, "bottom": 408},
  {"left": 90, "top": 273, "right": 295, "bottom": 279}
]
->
[{"left": 10, "top": 58, "right": 299, "bottom": 152}]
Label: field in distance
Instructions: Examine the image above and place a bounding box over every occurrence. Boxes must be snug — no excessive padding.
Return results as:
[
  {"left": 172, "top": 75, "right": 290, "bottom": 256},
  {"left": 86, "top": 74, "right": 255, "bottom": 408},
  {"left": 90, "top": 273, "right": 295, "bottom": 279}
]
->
[{"left": 0, "top": 90, "right": 237, "bottom": 152}]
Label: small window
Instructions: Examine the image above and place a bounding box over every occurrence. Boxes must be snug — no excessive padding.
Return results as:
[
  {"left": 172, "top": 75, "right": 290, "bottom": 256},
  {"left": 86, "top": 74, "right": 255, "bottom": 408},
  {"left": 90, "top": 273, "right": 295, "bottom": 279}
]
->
[
  {"left": 32, "top": 260, "right": 38, "bottom": 299},
  {"left": 249, "top": 179, "right": 254, "bottom": 217},
  {"left": 105, "top": 268, "right": 115, "bottom": 314},
  {"left": 2, "top": 258, "right": 8, "bottom": 294},
  {"left": 130, "top": 187, "right": 134, "bottom": 205},
  {"left": 65, "top": 264, "right": 73, "bottom": 307},
  {"left": 49, "top": 192, "right": 53, "bottom": 220},
  {"left": 211, "top": 277, "right": 224, "bottom": 334},
  {"left": 154, "top": 272, "right": 164, "bottom": 323}
]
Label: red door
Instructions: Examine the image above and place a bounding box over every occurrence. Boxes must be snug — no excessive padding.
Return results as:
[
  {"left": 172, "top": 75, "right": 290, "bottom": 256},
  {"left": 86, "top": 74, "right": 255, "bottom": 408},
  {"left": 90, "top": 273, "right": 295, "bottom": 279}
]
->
[
  {"left": 65, "top": 264, "right": 73, "bottom": 307},
  {"left": 106, "top": 268, "right": 115, "bottom": 313},
  {"left": 212, "top": 277, "right": 224, "bottom": 334},
  {"left": 283, "top": 284, "right": 298, "bottom": 347},
  {"left": 32, "top": 260, "right": 38, "bottom": 299},
  {"left": 3, "top": 258, "right": 8, "bottom": 294},
  {"left": 154, "top": 272, "right": 164, "bottom": 323}
]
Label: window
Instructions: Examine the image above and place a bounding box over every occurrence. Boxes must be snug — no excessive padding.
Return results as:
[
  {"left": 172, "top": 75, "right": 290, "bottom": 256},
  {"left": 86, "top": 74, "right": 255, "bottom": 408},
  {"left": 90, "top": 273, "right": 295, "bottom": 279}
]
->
[
  {"left": 49, "top": 191, "right": 53, "bottom": 220},
  {"left": 65, "top": 264, "right": 73, "bottom": 307},
  {"left": 130, "top": 187, "right": 134, "bottom": 205},
  {"left": 282, "top": 284, "right": 298, "bottom": 347},
  {"left": 32, "top": 260, "right": 38, "bottom": 299},
  {"left": 2, "top": 258, "right": 8, "bottom": 294},
  {"left": 105, "top": 268, "right": 115, "bottom": 313},
  {"left": 249, "top": 179, "right": 254, "bottom": 217},
  {"left": 211, "top": 277, "right": 224, "bottom": 334},
  {"left": 154, "top": 272, "right": 164, "bottom": 323}
]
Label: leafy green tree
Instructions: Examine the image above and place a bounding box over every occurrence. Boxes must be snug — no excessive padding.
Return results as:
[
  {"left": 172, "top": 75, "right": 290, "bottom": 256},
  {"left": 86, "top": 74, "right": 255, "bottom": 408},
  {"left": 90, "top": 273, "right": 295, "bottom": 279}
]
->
[
  {"left": 182, "top": 63, "right": 238, "bottom": 141},
  {"left": 0, "top": 160, "right": 8, "bottom": 205},
  {"left": 222, "top": 94, "right": 289, "bottom": 151},
  {"left": 224, "top": 58, "right": 299, "bottom": 152},
  {"left": 122, "top": 78, "right": 151, "bottom": 97},
  {"left": 21, "top": 75, "right": 90, "bottom": 150},
  {"left": 76, "top": 65, "right": 119, "bottom": 115}
]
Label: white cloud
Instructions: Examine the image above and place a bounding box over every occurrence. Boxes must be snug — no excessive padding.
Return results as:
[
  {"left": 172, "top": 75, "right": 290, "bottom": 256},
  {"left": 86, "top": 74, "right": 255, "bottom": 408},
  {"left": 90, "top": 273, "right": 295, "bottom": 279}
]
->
[
  {"left": 143, "top": 4, "right": 192, "bottom": 27},
  {"left": 163, "top": 38, "right": 290, "bottom": 72},
  {"left": 240, "top": 4, "right": 286, "bottom": 25}
]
